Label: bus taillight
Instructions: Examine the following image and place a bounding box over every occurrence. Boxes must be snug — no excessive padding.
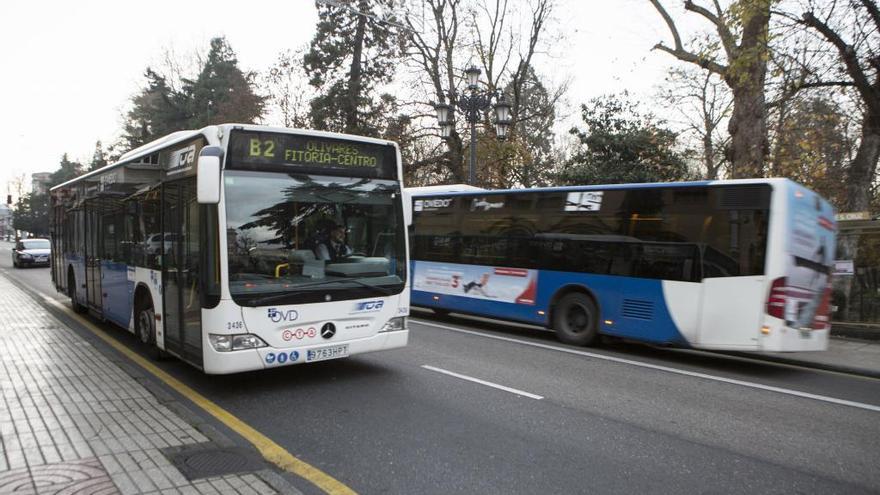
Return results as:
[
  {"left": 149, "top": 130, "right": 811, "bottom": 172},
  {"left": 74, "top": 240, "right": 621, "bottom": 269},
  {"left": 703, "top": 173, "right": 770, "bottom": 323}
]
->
[
  {"left": 812, "top": 285, "right": 833, "bottom": 330},
  {"left": 766, "top": 277, "right": 787, "bottom": 319}
]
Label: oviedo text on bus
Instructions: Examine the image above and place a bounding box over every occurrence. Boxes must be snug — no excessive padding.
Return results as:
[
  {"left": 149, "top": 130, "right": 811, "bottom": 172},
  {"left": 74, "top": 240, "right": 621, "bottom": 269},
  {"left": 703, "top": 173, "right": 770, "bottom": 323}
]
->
[
  {"left": 407, "top": 180, "right": 836, "bottom": 353},
  {"left": 49, "top": 124, "right": 411, "bottom": 374}
]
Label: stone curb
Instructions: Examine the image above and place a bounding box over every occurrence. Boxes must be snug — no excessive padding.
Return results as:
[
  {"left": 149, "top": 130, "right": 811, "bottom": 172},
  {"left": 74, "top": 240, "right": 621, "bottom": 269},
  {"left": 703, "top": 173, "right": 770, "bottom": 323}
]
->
[{"left": 724, "top": 350, "right": 880, "bottom": 380}]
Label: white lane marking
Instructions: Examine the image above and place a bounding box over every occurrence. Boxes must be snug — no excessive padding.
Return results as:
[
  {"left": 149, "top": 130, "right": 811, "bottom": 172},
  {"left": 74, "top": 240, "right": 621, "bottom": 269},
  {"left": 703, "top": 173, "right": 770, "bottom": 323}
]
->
[
  {"left": 412, "top": 319, "right": 880, "bottom": 413},
  {"left": 421, "top": 365, "right": 544, "bottom": 400}
]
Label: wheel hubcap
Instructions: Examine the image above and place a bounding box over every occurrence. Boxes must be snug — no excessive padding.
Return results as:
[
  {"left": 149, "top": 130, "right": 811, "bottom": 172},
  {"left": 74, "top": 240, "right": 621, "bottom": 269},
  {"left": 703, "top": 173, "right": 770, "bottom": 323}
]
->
[
  {"left": 567, "top": 305, "right": 589, "bottom": 333},
  {"left": 138, "top": 311, "right": 151, "bottom": 343}
]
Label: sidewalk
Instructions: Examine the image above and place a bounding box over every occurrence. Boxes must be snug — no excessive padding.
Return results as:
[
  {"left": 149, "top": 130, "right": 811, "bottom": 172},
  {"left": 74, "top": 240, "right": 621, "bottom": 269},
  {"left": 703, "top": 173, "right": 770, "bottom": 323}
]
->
[
  {"left": 730, "top": 337, "right": 880, "bottom": 379},
  {"left": 0, "top": 272, "right": 288, "bottom": 495}
]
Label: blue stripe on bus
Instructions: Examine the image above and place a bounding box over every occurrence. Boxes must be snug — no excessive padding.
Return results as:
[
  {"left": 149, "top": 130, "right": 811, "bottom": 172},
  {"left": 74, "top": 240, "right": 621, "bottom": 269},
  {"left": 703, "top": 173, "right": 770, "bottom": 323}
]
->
[{"left": 413, "top": 268, "right": 689, "bottom": 347}]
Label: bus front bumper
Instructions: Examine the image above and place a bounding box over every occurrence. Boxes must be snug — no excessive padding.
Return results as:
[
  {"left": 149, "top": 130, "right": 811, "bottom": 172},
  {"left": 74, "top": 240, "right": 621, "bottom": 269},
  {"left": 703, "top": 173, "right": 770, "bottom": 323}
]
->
[{"left": 201, "top": 329, "right": 409, "bottom": 375}]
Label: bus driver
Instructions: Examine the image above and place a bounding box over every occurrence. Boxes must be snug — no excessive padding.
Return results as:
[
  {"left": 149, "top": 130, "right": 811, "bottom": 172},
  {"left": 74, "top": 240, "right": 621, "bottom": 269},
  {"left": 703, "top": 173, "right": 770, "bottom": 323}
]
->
[{"left": 316, "top": 223, "right": 353, "bottom": 262}]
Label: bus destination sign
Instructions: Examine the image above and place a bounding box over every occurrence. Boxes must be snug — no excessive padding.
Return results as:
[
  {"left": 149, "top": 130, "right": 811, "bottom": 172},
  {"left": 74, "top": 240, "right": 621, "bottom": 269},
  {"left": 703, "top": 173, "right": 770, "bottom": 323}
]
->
[{"left": 228, "top": 130, "right": 397, "bottom": 179}]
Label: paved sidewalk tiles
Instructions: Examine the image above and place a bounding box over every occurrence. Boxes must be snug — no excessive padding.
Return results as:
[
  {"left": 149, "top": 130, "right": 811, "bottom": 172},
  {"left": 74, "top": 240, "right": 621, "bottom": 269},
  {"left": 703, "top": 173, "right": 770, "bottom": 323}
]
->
[{"left": 0, "top": 274, "right": 283, "bottom": 494}]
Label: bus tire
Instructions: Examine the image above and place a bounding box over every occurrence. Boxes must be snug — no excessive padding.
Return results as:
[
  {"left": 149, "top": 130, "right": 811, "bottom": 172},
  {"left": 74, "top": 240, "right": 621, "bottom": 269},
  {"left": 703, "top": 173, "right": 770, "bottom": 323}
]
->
[
  {"left": 135, "top": 297, "right": 166, "bottom": 360},
  {"left": 553, "top": 292, "right": 599, "bottom": 346},
  {"left": 68, "top": 269, "right": 87, "bottom": 314}
]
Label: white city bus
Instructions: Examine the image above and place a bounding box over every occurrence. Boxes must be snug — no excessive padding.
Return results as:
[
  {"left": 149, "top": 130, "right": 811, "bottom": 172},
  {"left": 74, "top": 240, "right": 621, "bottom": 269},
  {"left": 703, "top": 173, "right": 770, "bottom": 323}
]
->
[
  {"left": 50, "top": 124, "right": 410, "bottom": 374},
  {"left": 410, "top": 179, "right": 836, "bottom": 352}
]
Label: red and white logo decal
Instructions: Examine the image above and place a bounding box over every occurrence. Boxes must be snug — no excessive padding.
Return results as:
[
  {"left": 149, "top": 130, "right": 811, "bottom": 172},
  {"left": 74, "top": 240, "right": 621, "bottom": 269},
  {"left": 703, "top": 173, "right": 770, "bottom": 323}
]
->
[{"left": 282, "top": 327, "right": 317, "bottom": 341}]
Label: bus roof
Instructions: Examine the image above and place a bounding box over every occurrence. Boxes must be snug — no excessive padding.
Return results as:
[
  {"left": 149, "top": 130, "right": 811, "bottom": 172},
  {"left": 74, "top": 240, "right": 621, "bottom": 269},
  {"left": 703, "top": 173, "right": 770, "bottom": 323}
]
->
[
  {"left": 50, "top": 124, "right": 399, "bottom": 192},
  {"left": 407, "top": 178, "right": 793, "bottom": 197}
]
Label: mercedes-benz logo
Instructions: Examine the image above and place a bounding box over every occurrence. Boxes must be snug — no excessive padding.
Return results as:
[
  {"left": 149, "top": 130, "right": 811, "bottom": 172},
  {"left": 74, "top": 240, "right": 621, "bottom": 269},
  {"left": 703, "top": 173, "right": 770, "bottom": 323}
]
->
[{"left": 320, "top": 322, "right": 336, "bottom": 339}]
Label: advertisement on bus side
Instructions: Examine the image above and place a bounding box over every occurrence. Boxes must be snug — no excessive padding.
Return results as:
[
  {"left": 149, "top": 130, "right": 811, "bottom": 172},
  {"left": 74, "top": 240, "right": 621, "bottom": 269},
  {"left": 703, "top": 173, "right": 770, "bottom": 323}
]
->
[
  {"left": 413, "top": 261, "right": 538, "bottom": 305},
  {"left": 785, "top": 185, "right": 836, "bottom": 328}
]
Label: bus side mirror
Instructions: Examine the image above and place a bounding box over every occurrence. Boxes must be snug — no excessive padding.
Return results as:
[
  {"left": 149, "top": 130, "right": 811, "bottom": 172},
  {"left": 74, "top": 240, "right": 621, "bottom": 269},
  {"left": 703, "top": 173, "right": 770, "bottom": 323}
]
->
[
  {"left": 197, "top": 146, "right": 223, "bottom": 204},
  {"left": 402, "top": 190, "right": 413, "bottom": 227}
]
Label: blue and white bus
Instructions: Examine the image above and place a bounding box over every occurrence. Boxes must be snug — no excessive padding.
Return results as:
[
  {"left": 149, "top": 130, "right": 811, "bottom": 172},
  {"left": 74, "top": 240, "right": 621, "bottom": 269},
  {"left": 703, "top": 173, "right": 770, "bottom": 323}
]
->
[
  {"left": 409, "top": 179, "right": 836, "bottom": 352},
  {"left": 50, "top": 124, "right": 410, "bottom": 374}
]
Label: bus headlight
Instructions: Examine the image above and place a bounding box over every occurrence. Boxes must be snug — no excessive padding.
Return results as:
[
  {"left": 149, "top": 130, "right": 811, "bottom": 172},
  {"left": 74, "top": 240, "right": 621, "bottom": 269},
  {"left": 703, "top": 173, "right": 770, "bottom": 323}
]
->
[
  {"left": 380, "top": 316, "right": 407, "bottom": 332},
  {"left": 209, "top": 333, "right": 268, "bottom": 352}
]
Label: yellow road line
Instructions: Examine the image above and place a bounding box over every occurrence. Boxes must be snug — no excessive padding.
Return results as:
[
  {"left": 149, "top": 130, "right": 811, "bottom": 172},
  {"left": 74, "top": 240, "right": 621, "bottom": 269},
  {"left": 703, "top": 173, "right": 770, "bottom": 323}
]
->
[{"left": 42, "top": 296, "right": 356, "bottom": 495}]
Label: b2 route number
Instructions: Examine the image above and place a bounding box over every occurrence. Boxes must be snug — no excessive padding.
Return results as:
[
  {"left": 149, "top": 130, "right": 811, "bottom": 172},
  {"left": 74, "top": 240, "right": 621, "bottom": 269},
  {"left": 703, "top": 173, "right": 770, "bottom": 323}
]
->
[{"left": 249, "top": 139, "right": 276, "bottom": 158}]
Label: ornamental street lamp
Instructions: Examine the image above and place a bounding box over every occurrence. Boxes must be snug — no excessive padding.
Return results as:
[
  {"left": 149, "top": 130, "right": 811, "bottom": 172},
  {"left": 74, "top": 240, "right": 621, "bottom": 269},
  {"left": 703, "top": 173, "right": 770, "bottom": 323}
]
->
[{"left": 434, "top": 66, "right": 512, "bottom": 185}]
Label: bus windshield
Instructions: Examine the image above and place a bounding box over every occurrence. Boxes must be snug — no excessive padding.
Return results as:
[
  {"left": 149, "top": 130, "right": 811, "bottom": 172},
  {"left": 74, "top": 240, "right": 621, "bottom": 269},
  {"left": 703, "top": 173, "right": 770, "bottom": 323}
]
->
[{"left": 224, "top": 170, "right": 406, "bottom": 305}]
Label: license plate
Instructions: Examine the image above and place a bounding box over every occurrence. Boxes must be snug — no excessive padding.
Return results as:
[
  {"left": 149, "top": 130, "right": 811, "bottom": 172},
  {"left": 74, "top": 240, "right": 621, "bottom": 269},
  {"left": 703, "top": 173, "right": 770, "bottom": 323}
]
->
[
  {"left": 36, "top": 256, "right": 47, "bottom": 262},
  {"left": 307, "top": 344, "right": 349, "bottom": 362}
]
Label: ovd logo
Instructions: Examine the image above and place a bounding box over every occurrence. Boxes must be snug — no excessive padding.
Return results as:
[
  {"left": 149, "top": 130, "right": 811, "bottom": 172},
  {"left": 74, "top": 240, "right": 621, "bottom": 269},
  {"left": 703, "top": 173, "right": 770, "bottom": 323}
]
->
[{"left": 268, "top": 307, "right": 299, "bottom": 323}]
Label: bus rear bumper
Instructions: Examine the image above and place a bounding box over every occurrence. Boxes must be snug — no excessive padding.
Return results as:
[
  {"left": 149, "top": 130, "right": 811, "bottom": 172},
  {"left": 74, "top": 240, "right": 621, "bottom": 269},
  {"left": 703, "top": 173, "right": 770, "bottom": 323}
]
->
[
  {"left": 759, "top": 326, "right": 829, "bottom": 352},
  {"left": 202, "top": 329, "right": 409, "bottom": 375}
]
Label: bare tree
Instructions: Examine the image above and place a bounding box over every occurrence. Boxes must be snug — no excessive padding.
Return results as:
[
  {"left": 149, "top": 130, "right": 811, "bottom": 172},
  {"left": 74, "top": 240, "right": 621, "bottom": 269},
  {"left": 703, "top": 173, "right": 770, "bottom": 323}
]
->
[
  {"left": 468, "top": 0, "right": 565, "bottom": 187},
  {"left": 404, "top": 0, "right": 469, "bottom": 183},
  {"left": 649, "top": 0, "right": 773, "bottom": 178},
  {"left": 660, "top": 63, "right": 733, "bottom": 179},
  {"left": 262, "top": 47, "right": 314, "bottom": 128},
  {"left": 796, "top": 0, "right": 880, "bottom": 214},
  {"left": 402, "top": 0, "right": 562, "bottom": 186}
]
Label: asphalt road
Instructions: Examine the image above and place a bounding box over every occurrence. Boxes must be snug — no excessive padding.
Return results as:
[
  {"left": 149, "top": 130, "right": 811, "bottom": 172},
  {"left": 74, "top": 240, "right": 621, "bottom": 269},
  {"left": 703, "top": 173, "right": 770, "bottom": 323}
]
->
[{"left": 2, "top": 242, "right": 879, "bottom": 494}]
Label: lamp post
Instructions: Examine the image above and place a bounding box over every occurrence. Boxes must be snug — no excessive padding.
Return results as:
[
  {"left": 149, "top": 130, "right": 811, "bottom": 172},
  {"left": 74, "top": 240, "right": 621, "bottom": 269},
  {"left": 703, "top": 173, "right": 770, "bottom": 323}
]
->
[{"left": 434, "top": 66, "right": 512, "bottom": 185}]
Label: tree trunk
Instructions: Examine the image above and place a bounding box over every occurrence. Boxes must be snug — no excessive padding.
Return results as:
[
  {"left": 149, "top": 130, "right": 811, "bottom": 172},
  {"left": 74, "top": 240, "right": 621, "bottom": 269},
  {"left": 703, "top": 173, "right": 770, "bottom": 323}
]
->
[
  {"left": 446, "top": 131, "right": 466, "bottom": 183},
  {"left": 837, "top": 115, "right": 878, "bottom": 321},
  {"left": 726, "top": 1, "right": 771, "bottom": 178},
  {"left": 702, "top": 129, "right": 717, "bottom": 179},
  {"left": 346, "top": 1, "right": 368, "bottom": 134},
  {"left": 727, "top": 84, "right": 768, "bottom": 178},
  {"left": 846, "top": 116, "right": 880, "bottom": 212}
]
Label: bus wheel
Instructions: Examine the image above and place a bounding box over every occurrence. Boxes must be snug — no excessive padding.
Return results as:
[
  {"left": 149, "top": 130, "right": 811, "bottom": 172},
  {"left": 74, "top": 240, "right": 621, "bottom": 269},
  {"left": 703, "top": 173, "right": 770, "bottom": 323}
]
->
[
  {"left": 137, "top": 306, "right": 156, "bottom": 346},
  {"left": 68, "top": 270, "right": 87, "bottom": 314},
  {"left": 553, "top": 293, "right": 599, "bottom": 346},
  {"left": 136, "top": 302, "right": 166, "bottom": 360}
]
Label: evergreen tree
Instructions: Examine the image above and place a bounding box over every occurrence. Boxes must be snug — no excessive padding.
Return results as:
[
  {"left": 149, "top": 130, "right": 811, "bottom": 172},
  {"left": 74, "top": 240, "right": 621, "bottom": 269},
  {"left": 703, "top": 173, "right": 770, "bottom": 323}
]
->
[
  {"left": 560, "top": 94, "right": 691, "bottom": 185},
  {"left": 122, "top": 69, "right": 188, "bottom": 149},
  {"left": 89, "top": 140, "right": 109, "bottom": 171},
  {"left": 502, "top": 67, "right": 559, "bottom": 188},
  {"left": 13, "top": 193, "right": 49, "bottom": 237},
  {"left": 121, "top": 37, "right": 264, "bottom": 149},
  {"left": 184, "top": 37, "right": 265, "bottom": 128},
  {"left": 13, "top": 154, "right": 82, "bottom": 236},
  {"left": 305, "top": 0, "right": 403, "bottom": 136},
  {"left": 50, "top": 153, "right": 84, "bottom": 187}
]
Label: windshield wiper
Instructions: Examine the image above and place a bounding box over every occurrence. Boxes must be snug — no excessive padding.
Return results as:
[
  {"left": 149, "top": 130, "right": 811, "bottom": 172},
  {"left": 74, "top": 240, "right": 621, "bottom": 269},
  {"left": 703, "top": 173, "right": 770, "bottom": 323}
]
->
[{"left": 243, "top": 278, "right": 395, "bottom": 307}]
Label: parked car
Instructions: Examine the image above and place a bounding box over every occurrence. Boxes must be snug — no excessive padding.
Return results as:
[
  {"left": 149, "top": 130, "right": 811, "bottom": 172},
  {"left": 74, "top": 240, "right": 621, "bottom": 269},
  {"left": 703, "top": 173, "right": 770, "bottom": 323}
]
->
[
  {"left": 144, "top": 233, "right": 178, "bottom": 255},
  {"left": 12, "top": 238, "right": 51, "bottom": 268}
]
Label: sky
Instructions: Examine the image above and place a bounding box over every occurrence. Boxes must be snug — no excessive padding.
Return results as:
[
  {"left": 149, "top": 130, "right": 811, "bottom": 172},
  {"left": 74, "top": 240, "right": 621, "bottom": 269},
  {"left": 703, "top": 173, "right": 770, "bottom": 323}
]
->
[{"left": 0, "top": 0, "right": 707, "bottom": 198}]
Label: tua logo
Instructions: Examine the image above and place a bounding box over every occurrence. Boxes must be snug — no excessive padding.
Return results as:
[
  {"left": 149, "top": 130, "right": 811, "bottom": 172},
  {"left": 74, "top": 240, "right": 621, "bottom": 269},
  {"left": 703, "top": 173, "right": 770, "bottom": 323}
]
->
[
  {"left": 353, "top": 300, "right": 384, "bottom": 312},
  {"left": 268, "top": 308, "right": 299, "bottom": 323}
]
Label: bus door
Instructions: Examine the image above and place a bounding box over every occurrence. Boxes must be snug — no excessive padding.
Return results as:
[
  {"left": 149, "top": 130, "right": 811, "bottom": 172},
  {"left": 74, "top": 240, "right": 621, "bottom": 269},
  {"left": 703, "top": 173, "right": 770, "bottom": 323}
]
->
[
  {"left": 162, "top": 180, "right": 203, "bottom": 366},
  {"left": 85, "top": 204, "right": 102, "bottom": 312}
]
